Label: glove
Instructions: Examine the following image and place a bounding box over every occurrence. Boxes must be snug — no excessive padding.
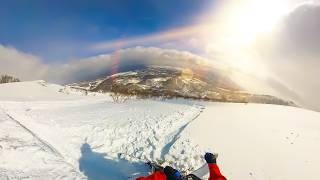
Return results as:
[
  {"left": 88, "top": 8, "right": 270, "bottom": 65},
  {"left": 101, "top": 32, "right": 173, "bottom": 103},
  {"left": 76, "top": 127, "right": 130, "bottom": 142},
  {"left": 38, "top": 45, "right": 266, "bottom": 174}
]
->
[
  {"left": 146, "top": 162, "right": 163, "bottom": 172},
  {"left": 205, "top": 152, "right": 217, "bottom": 164},
  {"left": 164, "top": 166, "right": 182, "bottom": 180}
]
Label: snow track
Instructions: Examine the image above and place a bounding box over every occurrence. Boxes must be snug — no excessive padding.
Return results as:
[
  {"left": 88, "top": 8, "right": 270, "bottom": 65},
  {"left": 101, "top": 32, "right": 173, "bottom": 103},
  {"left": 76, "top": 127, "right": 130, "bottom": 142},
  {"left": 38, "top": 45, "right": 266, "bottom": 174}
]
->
[
  {"left": 0, "top": 108, "right": 84, "bottom": 180},
  {"left": 160, "top": 106, "right": 204, "bottom": 160},
  {"left": 85, "top": 102, "right": 206, "bottom": 172},
  {"left": 0, "top": 96, "right": 207, "bottom": 179},
  {"left": 2, "top": 110, "right": 64, "bottom": 159}
]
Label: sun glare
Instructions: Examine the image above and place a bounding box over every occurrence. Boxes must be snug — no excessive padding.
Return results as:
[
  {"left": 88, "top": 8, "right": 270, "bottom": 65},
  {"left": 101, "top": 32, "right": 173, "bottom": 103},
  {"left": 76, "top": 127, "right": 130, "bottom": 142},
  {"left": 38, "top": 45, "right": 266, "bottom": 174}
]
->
[
  {"left": 202, "top": 0, "right": 291, "bottom": 76},
  {"left": 230, "top": 0, "right": 290, "bottom": 44}
]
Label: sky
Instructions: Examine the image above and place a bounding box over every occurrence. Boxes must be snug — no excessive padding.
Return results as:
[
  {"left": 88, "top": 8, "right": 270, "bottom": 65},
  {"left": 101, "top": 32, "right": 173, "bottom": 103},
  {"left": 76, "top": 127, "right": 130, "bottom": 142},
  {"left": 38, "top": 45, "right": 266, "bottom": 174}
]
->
[
  {"left": 0, "top": 0, "right": 213, "bottom": 62},
  {"left": 1, "top": 0, "right": 320, "bottom": 111}
]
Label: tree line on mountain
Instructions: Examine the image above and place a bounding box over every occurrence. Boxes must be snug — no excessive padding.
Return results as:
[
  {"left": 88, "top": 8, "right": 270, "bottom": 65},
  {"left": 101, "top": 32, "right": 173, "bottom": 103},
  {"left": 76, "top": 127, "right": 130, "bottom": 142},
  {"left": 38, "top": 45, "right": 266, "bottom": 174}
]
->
[
  {"left": 107, "top": 83, "right": 295, "bottom": 106},
  {"left": 0, "top": 74, "right": 20, "bottom": 84}
]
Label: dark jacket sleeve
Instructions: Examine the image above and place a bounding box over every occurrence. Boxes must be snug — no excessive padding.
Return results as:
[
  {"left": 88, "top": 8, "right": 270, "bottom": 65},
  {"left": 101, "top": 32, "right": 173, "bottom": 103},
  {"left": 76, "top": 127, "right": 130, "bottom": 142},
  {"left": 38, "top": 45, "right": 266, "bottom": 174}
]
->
[
  {"left": 208, "top": 164, "right": 227, "bottom": 180},
  {"left": 136, "top": 171, "right": 166, "bottom": 180}
]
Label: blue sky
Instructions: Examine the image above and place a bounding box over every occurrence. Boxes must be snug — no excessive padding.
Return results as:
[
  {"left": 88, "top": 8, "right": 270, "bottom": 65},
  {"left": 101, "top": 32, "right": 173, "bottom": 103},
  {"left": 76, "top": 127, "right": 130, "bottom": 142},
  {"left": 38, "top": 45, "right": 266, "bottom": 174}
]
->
[{"left": 0, "top": 0, "right": 213, "bottom": 62}]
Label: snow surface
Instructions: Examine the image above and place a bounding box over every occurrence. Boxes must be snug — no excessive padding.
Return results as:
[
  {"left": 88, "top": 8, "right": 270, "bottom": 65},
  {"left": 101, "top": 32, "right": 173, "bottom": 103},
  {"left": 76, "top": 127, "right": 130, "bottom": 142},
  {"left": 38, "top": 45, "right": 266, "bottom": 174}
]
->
[{"left": 0, "top": 81, "right": 320, "bottom": 180}]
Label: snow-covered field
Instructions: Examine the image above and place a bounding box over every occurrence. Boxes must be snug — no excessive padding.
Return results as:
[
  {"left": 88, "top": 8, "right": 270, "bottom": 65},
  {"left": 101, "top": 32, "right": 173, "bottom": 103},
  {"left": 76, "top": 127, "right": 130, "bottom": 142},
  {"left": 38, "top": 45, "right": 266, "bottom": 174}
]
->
[{"left": 0, "top": 81, "right": 320, "bottom": 180}]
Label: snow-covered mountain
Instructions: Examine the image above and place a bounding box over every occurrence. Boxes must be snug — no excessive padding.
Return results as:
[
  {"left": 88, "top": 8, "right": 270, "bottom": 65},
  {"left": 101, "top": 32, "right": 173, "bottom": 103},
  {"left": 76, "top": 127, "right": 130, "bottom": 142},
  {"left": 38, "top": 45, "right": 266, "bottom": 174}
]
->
[
  {"left": 0, "top": 81, "right": 319, "bottom": 179},
  {"left": 68, "top": 66, "right": 295, "bottom": 107}
]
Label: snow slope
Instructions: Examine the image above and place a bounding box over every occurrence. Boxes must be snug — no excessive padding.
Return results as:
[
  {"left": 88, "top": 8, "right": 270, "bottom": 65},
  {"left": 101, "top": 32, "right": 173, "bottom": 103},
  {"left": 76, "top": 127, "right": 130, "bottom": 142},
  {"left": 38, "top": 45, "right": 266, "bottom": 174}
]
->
[
  {"left": 0, "top": 81, "right": 320, "bottom": 180},
  {"left": 0, "top": 81, "right": 73, "bottom": 101},
  {"left": 185, "top": 103, "right": 320, "bottom": 180}
]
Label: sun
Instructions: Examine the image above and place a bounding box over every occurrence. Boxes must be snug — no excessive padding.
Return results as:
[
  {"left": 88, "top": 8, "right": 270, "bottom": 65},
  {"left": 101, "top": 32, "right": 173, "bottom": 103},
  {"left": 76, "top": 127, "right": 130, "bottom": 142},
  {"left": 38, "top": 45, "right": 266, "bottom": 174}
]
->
[
  {"left": 201, "top": 0, "right": 291, "bottom": 75},
  {"left": 229, "top": 0, "right": 290, "bottom": 45},
  {"left": 202, "top": 0, "right": 291, "bottom": 45}
]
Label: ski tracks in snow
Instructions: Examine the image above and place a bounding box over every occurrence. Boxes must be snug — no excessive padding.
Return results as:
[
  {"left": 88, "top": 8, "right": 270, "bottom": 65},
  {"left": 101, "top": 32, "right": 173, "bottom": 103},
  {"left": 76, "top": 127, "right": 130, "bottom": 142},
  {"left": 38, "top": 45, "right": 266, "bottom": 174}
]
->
[
  {"left": 87, "top": 103, "right": 206, "bottom": 172},
  {"left": 2, "top": 110, "right": 64, "bottom": 159},
  {"left": 0, "top": 99, "right": 207, "bottom": 178},
  {"left": 0, "top": 107, "right": 84, "bottom": 179}
]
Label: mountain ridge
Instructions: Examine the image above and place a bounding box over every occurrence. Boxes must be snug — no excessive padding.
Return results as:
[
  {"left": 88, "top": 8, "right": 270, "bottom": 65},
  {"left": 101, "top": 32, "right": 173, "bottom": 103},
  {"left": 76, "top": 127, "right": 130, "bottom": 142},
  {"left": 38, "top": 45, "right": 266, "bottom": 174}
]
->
[{"left": 68, "top": 66, "right": 296, "bottom": 106}]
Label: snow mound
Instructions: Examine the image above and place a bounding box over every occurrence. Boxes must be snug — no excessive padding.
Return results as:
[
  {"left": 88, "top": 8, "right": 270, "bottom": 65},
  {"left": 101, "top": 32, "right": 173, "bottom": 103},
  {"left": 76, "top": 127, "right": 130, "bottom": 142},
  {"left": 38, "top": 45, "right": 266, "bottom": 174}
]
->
[{"left": 0, "top": 81, "right": 74, "bottom": 101}]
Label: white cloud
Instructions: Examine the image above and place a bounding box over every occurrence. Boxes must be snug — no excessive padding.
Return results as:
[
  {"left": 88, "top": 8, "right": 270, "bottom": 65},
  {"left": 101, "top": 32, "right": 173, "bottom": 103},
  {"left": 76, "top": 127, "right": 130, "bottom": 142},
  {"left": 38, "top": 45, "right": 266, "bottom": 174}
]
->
[
  {"left": 0, "top": 45, "right": 48, "bottom": 80},
  {"left": 49, "top": 47, "right": 215, "bottom": 84},
  {"left": 254, "top": 3, "right": 320, "bottom": 111},
  {"left": 0, "top": 45, "right": 213, "bottom": 84}
]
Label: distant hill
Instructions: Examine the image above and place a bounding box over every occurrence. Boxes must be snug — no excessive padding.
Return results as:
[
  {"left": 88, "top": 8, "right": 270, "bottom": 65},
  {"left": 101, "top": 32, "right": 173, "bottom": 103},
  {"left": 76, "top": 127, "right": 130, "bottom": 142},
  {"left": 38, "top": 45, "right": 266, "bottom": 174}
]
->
[{"left": 68, "top": 66, "right": 296, "bottom": 106}]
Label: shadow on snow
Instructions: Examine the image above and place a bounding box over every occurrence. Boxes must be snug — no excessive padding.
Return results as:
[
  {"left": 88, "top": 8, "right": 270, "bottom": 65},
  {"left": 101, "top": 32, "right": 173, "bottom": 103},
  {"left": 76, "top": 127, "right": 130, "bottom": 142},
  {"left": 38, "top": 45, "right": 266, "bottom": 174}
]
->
[{"left": 79, "top": 143, "right": 148, "bottom": 180}]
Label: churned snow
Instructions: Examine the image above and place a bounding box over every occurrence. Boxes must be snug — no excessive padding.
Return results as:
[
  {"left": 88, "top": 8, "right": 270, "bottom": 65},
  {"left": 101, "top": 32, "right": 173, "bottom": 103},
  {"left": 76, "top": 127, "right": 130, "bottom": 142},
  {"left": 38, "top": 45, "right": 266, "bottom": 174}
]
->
[{"left": 0, "top": 81, "right": 320, "bottom": 180}]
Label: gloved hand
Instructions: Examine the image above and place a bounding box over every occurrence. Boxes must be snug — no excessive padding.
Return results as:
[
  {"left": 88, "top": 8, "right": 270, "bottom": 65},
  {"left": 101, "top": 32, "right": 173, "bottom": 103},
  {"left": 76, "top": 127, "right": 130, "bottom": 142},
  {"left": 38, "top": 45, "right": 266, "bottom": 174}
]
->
[
  {"left": 164, "top": 166, "right": 182, "bottom": 180},
  {"left": 205, "top": 152, "right": 217, "bottom": 164},
  {"left": 146, "top": 162, "right": 164, "bottom": 172}
]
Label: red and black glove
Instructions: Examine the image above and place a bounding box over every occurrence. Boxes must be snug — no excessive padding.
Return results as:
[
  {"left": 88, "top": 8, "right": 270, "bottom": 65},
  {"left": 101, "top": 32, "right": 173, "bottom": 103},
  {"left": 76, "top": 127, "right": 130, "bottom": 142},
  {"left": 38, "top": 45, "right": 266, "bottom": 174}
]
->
[
  {"left": 164, "top": 166, "right": 182, "bottom": 180},
  {"left": 205, "top": 152, "right": 217, "bottom": 164}
]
